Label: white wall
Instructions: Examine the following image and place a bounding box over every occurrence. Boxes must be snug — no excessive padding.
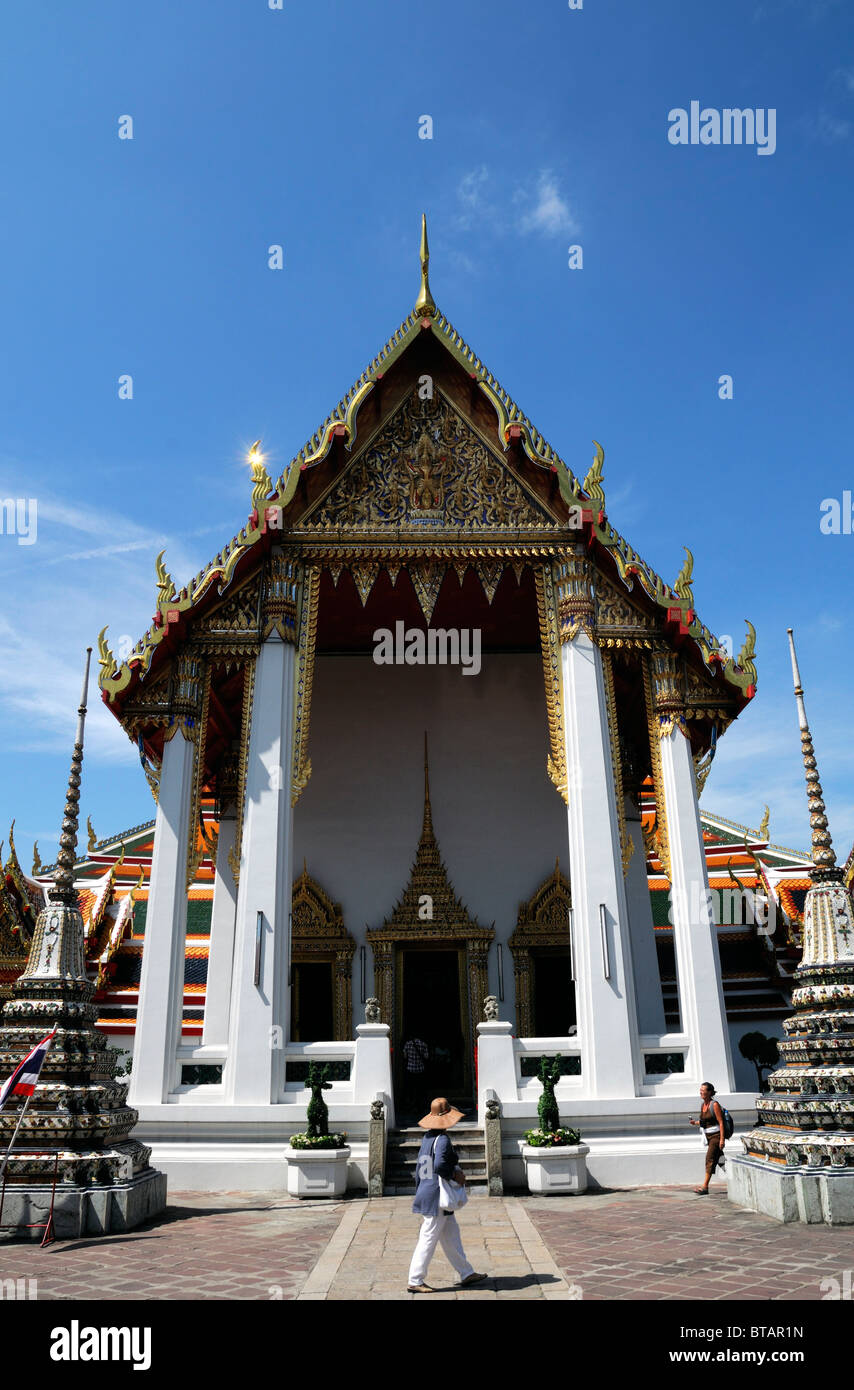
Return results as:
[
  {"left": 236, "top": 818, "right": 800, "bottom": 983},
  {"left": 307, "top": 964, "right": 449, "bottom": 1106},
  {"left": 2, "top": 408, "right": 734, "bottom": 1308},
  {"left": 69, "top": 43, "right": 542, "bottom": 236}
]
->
[{"left": 293, "top": 652, "right": 567, "bottom": 1031}]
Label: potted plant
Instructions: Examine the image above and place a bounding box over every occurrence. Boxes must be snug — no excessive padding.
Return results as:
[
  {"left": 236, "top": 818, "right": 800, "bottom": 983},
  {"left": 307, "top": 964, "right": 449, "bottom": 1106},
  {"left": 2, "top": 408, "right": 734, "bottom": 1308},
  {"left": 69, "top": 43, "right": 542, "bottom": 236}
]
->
[
  {"left": 521, "top": 1055, "right": 589, "bottom": 1195},
  {"left": 285, "top": 1062, "right": 350, "bottom": 1198}
]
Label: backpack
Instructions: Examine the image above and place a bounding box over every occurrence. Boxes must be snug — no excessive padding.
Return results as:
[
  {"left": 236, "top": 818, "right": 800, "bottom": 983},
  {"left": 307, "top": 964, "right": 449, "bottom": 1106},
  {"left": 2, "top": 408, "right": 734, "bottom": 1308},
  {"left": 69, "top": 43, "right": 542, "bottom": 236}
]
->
[{"left": 706, "top": 1099, "right": 734, "bottom": 1139}]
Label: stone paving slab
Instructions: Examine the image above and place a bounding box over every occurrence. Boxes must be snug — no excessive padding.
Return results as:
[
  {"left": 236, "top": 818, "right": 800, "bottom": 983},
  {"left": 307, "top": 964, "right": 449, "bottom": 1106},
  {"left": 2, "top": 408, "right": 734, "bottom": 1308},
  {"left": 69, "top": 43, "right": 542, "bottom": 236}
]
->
[
  {"left": 315, "top": 1195, "right": 574, "bottom": 1300},
  {"left": 0, "top": 1191, "right": 344, "bottom": 1301},
  {"left": 0, "top": 1184, "right": 851, "bottom": 1302},
  {"left": 524, "top": 1185, "right": 854, "bottom": 1301}
]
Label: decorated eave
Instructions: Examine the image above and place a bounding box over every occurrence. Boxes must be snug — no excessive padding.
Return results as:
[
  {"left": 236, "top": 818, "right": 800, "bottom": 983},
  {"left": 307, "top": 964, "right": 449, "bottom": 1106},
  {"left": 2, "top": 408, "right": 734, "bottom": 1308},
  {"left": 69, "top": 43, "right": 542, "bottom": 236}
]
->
[{"left": 97, "top": 218, "right": 758, "bottom": 732}]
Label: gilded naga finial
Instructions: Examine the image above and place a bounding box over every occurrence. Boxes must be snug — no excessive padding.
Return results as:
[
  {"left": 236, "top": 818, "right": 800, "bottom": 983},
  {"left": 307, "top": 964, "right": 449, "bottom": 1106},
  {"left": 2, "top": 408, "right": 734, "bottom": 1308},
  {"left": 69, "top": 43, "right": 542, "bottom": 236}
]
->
[
  {"left": 737, "top": 620, "right": 758, "bottom": 685},
  {"left": 87, "top": 815, "right": 97, "bottom": 853},
  {"left": 759, "top": 805, "right": 770, "bottom": 841},
  {"left": 787, "top": 627, "right": 836, "bottom": 876},
  {"left": 248, "top": 440, "right": 273, "bottom": 517},
  {"left": 32, "top": 842, "right": 42, "bottom": 875},
  {"left": 414, "top": 213, "right": 436, "bottom": 318},
  {"left": 155, "top": 551, "right": 176, "bottom": 607},
  {"left": 673, "top": 547, "right": 694, "bottom": 607},
  {"left": 582, "top": 440, "right": 605, "bottom": 507},
  {"left": 97, "top": 626, "right": 115, "bottom": 685}
]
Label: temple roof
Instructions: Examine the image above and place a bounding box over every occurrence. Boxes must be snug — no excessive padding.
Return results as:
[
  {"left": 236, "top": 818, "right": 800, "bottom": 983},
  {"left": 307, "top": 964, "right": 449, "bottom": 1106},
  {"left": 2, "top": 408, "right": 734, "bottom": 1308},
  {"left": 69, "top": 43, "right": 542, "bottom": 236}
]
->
[{"left": 97, "top": 221, "right": 758, "bottom": 719}]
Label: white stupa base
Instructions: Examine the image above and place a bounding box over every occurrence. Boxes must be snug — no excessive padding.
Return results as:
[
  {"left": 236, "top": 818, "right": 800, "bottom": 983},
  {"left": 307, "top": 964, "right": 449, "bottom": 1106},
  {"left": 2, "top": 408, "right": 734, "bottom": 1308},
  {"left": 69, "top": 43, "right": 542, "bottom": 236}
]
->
[{"left": 728, "top": 1154, "right": 854, "bottom": 1225}]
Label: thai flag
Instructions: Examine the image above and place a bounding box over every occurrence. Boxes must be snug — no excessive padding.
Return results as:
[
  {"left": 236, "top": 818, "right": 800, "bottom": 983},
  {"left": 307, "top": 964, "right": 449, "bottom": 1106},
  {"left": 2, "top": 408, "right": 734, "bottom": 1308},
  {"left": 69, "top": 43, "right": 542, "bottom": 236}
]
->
[{"left": 0, "top": 1027, "right": 56, "bottom": 1110}]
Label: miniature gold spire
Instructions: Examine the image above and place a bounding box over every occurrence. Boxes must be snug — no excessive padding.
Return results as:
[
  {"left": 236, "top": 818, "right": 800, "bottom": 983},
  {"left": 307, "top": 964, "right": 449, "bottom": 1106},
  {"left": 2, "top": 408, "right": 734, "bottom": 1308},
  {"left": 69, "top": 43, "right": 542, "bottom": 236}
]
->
[
  {"left": 787, "top": 627, "right": 837, "bottom": 875},
  {"left": 414, "top": 213, "right": 436, "bottom": 318}
]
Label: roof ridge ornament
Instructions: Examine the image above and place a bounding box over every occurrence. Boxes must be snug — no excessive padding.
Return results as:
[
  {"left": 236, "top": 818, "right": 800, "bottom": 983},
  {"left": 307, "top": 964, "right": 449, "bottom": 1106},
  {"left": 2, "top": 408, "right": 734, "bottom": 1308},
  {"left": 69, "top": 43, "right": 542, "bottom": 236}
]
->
[
  {"left": 673, "top": 547, "right": 694, "bottom": 607},
  {"left": 582, "top": 440, "right": 605, "bottom": 507},
  {"left": 414, "top": 213, "right": 436, "bottom": 318}
]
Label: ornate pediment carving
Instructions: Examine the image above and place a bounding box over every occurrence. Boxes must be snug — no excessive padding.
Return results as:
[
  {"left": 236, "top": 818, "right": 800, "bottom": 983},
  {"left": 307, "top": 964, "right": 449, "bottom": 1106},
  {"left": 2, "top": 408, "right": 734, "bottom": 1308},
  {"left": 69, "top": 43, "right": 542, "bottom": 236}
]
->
[
  {"left": 595, "top": 573, "right": 656, "bottom": 646},
  {"left": 510, "top": 862, "right": 572, "bottom": 948},
  {"left": 299, "top": 391, "right": 559, "bottom": 535},
  {"left": 291, "top": 865, "right": 355, "bottom": 1041},
  {"left": 188, "top": 575, "right": 261, "bottom": 659}
]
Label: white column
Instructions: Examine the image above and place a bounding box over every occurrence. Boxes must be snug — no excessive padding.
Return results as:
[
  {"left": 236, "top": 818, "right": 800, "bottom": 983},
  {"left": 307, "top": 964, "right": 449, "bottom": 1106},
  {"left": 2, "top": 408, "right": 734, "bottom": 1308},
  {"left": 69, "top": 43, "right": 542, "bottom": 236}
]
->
[
  {"left": 660, "top": 727, "right": 735, "bottom": 1087},
  {"left": 476, "top": 1021, "right": 518, "bottom": 1121},
  {"left": 624, "top": 799, "right": 667, "bottom": 1036},
  {"left": 129, "top": 727, "right": 196, "bottom": 1105},
  {"left": 353, "top": 1023, "right": 396, "bottom": 1129},
  {"left": 224, "top": 634, "right": 295, "bottom": 1103},
  {"left": 561, "top": 633, "right": 641, "bottom": 1097},
  {"left": 202, "top": 813, "right": 238, "bottom": 1048}
]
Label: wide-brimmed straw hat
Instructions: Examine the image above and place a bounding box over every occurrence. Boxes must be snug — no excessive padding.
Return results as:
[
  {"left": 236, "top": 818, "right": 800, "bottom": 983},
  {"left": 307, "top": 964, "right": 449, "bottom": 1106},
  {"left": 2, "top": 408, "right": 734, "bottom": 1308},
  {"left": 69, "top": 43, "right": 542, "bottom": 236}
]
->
[{"left": 418, "top": 1097, "right": 464, "bottom": 1130}]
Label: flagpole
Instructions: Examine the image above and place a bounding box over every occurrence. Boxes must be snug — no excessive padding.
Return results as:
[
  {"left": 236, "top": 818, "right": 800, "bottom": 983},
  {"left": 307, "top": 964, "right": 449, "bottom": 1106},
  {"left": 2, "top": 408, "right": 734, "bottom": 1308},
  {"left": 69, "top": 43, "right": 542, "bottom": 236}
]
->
[{"left": 0, "top": 1093, "right": 35, "bottom": 1184}]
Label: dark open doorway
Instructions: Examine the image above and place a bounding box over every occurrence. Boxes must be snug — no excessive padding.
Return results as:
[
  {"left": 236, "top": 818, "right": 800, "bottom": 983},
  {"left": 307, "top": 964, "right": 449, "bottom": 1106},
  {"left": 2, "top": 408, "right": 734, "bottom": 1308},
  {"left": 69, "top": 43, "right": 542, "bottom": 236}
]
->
[{"left": 397, "top": 947, "right": 471, "bottom": 1116}]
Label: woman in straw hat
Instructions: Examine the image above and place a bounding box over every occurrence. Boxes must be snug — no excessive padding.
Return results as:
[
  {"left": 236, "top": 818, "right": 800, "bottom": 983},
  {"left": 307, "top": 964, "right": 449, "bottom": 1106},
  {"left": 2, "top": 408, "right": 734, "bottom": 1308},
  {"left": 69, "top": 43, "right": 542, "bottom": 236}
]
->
[{"left": 406, "top": 1097, "right": 486, "bottom": 1293}]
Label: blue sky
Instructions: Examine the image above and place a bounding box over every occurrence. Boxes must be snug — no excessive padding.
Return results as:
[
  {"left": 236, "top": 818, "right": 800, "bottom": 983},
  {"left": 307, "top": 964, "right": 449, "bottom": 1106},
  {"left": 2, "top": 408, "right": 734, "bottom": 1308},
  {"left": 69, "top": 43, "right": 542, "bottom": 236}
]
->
[{"left": 1, "top": 0, "right": 852, "bottom": 866}]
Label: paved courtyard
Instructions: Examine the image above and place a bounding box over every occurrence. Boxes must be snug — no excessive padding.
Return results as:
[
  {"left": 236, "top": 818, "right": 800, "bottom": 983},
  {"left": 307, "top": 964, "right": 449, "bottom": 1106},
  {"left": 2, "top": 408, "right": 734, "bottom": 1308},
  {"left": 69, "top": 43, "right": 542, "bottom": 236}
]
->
[{"left": 0, "top": 1186, "right": 852, "bottom": 1301}]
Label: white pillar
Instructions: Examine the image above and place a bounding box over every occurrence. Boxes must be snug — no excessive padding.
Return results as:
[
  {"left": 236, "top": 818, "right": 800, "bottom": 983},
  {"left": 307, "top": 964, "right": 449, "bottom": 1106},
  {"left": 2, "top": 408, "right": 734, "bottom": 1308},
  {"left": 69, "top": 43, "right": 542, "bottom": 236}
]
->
[
  {"left": 476, "top": 1021, "right": 518, "bottom": 1121},
  {"left": 659, "top": 726, "right": 735, "bottom": 1088},
  {"left": 624, "top": 800, "right": 667, "bottom": 1036},
  {"left": 560, "top": 628, "right": 641, "bottom": 1097},
  {"left": 224, "top": 634, "right": 295, "bottom": 1103},
  {"left": 129, "top": 726, "right": 196, "bottom": 1105},
  {"left": 202, "top": 813, "right": 238, "bottom": 1048},
  {"left": 353, "top": 1023, "right": 396, "bottom": 1129}
]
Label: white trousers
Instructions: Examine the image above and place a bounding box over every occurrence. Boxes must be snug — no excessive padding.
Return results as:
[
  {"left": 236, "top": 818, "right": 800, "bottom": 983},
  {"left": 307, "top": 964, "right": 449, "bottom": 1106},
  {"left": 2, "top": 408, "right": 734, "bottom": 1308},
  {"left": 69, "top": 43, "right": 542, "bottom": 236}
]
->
[{"left": 408, "top": 1212, "right": 475, "bottom": 1287}]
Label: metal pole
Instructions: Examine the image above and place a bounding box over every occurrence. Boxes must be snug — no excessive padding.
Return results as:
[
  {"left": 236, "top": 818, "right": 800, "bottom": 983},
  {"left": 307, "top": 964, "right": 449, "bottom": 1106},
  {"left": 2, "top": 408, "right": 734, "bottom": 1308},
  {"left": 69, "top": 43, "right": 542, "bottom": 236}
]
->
[{"left": 0, "top": 1093, "right": 34, "bottom": 1185}]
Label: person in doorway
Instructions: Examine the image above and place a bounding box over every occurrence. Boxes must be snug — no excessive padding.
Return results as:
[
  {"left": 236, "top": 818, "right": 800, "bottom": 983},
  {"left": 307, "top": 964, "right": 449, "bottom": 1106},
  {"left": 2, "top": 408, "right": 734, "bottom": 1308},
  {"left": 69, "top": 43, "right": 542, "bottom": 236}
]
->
[
  {"left": 407, "top": 1097, "right": 485, "bottom": 1293},
  {"left": 689, "top": 1081, "right": 726, "bottom": 1194},
  {"left": 402, "top": 1035, "right": 429, "bottom": 1110}
]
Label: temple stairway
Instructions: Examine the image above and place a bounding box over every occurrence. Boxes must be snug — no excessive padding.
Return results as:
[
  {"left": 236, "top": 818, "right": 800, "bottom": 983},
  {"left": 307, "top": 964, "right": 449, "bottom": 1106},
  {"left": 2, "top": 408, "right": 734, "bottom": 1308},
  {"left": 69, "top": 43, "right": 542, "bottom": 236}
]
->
[{"left": 383, "top": 1122, "right": 488, "bottom": 1195}]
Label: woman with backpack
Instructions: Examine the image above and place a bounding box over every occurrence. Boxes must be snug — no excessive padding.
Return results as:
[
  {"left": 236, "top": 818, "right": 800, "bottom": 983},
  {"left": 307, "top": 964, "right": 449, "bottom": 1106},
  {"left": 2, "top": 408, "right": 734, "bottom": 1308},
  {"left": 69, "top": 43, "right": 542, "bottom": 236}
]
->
[{"left": 690, "top": 1082, "right": 728, "bottom": 1194}]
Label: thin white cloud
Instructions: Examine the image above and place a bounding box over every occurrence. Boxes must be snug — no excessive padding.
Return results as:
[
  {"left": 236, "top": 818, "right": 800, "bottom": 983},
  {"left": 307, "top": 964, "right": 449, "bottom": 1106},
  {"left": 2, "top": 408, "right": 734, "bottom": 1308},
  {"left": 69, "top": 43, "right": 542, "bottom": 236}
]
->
[
  {"left": 516, "top": 172, "right": 579, "bottom": 237},
  {"left": 452, "top": 167, "right": 579, "bottom": 241}
]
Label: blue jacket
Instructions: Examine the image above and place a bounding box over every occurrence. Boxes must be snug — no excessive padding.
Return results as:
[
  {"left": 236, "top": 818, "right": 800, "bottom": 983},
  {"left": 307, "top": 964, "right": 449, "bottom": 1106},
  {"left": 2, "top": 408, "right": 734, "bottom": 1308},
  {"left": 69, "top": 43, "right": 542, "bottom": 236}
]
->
[{"left": 412, "top": 1131, "right": 459, "bottom": 1217}]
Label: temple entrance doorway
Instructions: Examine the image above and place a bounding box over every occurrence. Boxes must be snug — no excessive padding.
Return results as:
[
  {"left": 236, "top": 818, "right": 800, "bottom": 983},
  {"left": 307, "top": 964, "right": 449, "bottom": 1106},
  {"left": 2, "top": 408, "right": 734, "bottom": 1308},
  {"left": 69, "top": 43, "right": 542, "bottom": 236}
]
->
[{"left": 396, "top": 945, "right": 472, "bottom": 1116}]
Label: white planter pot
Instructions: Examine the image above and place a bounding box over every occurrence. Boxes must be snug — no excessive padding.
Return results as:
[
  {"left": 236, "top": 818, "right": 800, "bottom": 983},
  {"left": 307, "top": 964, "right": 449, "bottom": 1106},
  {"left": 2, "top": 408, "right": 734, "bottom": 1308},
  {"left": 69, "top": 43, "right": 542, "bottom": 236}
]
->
[
  {"left": 285, "top": 1146, "right": 351, "bottom": 1198},
  {"left": 522, "top": 1143, "right": 590, "bottom": 1195}
]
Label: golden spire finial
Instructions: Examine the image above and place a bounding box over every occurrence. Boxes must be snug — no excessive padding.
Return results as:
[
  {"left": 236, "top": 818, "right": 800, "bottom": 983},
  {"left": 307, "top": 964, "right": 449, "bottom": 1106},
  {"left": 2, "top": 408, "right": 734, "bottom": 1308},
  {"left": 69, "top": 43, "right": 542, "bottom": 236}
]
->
[{"left": 414, "top": 213, "right": 436, "bottom": 318}]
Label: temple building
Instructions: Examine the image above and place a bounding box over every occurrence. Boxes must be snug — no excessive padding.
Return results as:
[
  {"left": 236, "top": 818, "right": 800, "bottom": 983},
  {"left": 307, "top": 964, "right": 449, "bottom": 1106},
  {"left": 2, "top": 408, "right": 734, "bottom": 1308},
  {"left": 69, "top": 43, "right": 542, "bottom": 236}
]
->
[{"left": 1, "top": 221, "right": 840, "bottom": 1192}]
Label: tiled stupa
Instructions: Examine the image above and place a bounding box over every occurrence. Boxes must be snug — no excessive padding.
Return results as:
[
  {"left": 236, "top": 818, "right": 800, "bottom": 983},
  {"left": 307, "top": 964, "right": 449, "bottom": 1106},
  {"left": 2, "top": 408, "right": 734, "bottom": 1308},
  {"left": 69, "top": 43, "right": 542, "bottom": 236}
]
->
[
  {"left": 728, "top": 630, "right": 854, "bottom": 1224},
  {"left": 0, "top": 650, "right": 166, "bottom": 1238}
]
